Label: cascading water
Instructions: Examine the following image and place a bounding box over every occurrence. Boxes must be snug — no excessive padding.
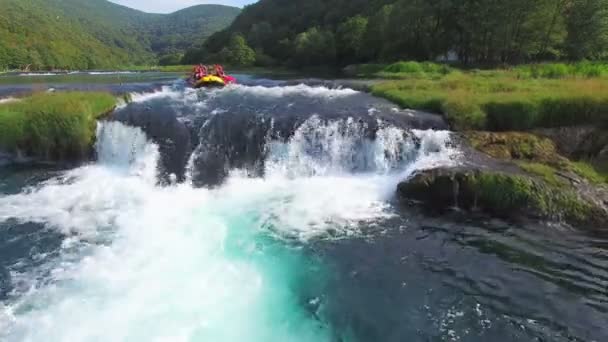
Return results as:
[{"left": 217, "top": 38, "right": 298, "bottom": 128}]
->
[{"left": 0, "top": 83, "right": 460, "bottom": 341}]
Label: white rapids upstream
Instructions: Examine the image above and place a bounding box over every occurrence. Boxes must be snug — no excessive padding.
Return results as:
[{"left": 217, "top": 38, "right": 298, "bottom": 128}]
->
[{"left": 0, "top": 84, "right": 460, "bottom": 341}]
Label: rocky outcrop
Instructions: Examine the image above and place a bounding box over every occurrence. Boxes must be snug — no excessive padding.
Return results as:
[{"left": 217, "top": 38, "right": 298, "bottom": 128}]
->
[
  {"left": 398, "top": 130, "right": 608, "bottom": 229},
  {"left": 398, "top": 167, "right": 608, "bottom": 228},
  {"left": 534, "top": 126, "right": 608, "bottom": 169},
  {"left": 110, "top": 106, "right": 192, "bottom": 184}
]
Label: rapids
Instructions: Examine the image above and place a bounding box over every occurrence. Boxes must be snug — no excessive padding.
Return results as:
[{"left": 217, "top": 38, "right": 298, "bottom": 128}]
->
[{"left": 0, "top": 78, "right": 607, "bottom": 342}]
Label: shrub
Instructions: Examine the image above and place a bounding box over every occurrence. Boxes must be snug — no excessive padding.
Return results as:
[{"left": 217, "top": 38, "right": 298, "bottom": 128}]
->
[
  {"left": 385, "top": 61, "right": 424, "bottom": 74},
  {"left": 537, "top": 97, "right": 608, "bottom": 127},
  {"left": 484, "top": 100, "right": 539, "bottom": 131},
  {"left": 384, "top": 61, "right": 451, "bottom": 76},
  {"left": 442, "top": 95, "right": 485, "bottom": 130}
]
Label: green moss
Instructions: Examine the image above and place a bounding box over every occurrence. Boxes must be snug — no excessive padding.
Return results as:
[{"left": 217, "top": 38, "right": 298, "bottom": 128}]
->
[
  {"left": 464, "top": 132, "right": 561, "bottom": 162},
  {"left": 569, "top": 161, "right": 608, "bottom": 184},
  {"left": 517, "top": 162, "right": 563, "bottom": 186},
  {"left": 463, "top": 131, "right": 608, "bottom": 186},
  {"left": 468, "top": 172, "right": 593, "bottom": 224},
  {"left": 0, "top": 92, "right": 116, "bottom": 160}
]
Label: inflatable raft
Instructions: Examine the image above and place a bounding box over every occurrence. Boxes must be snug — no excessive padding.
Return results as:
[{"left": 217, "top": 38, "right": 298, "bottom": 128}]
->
[{"left": 192, "top": 75, "right": 226, "bottom": 88}]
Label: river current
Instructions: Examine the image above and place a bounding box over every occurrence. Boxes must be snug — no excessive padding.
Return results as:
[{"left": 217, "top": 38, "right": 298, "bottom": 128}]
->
[{"left": 0, "top": 74, "right": 607, "bottom": 341}]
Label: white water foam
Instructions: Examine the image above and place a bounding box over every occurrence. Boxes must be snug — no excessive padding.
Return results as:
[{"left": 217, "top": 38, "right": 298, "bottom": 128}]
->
[
  {"left": 122, "top": 83, "right": 358, "bottom": 108},
  {"left": 0, "top": 97, "right": 19, "bottom": 104},
  {"left": 121, "top": 85, "right": 200, "bottom": 108},
  {"left": 265, "top": 115, "right": 459, "bottom": 178},
  {"left": 18, "top": 73, "right": 59, "bottom": 77},
  {"left": 216, "top": 84, "right": 359, "bottom": 99},
  {"left": 0, "top": 116, "right": 459, "bottom": 341},
  {"left": 87, "top": 71, "right": 137, "bottom": 75}
]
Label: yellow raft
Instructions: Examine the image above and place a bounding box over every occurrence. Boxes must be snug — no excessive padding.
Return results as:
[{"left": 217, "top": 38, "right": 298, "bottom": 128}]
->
[{"left": 193, "top": 75, "right": 226, "bottom": 88}]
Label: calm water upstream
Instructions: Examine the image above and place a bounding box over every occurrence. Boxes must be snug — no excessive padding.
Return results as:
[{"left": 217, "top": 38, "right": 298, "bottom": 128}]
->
[{"left": 0, "top": 72, "right": 607, "bottom": 341}]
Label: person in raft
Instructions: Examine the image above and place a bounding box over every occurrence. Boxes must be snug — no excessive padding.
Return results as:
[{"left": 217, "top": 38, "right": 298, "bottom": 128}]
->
[
  {"left": 214, "top": 64, "right": 236, "bottom": 84},
  {"left": 191, "top": 64, "right": 206, "bottom": 81}
]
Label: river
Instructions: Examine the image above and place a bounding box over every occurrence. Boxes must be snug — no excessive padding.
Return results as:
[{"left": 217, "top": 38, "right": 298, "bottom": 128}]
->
[{"left": 0, "top": 72, "right": 607, "bottom": 341}]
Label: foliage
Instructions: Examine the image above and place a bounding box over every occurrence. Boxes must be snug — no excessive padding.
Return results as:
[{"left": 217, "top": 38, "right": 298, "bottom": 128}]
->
[
  {"left": 515, "top": 62, "right": 608, "bottom": 78},
  {"left": 292, "top": 27, "right": 337, "bottom": 66},
  {"left": 0, "top": 0, "right": 239, "bottom": 70},
  {"left": 565, "top": 0, "right": 608, "bottom": 60},
  {"left": 336, "top": 16, "right": 368, "bottom": 64},
  {"left": 197, "top": 0, "right": 608, "bottom": 67},
  {"left": 158, "top": 53, "right": 185, "bottom": 66},
  {"left": 218, "top": 35, "right": 256, "bottom": 66},
  {"left": 0, "top": 92, "right": 116, "bottom": 160}
]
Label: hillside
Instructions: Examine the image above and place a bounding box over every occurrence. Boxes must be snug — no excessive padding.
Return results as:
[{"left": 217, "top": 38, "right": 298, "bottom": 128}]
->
[
  {"left": 0, "top": 0, "right": 239, "bottom": 70},
  {"left": 146, "top": 5, "right": 241, "bottom": 58},
  {"left": 191, "top": 0, "right": 608, "bottom": 67}
]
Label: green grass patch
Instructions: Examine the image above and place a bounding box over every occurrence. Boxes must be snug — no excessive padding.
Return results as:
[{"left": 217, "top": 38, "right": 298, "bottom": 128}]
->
[
  {"left": 372, "top": 70, "right": 608, "bottom": 131},
  {"left": 569, "top": 161, "right": 608, "bottom": 184},
  {"left": 0, "top": 92, "right": 116, "bottom": 160},
  {"left": 379, "top": 61, "right": 453, "bottom": 80},
  {"left": 518, "top": 162, "right": 563, "bottom": 186},
  {"left": 515, "top": 62, "right": 608, "bottom": 79}
]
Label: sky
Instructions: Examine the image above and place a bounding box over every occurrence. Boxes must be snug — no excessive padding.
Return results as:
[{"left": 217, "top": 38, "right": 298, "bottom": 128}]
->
[{"left": 109, "top": 0, "right": 256, "bottom": 13}]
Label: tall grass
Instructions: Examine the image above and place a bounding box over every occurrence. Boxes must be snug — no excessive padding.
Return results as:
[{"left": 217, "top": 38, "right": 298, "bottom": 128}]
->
[
  {"left": 0, "top": 92, "right": 116, "bottom": 160},
  {"left": 515, "top": 62, "right": 608, "bottom": 79},
  {"left": 380, "top": 61, "right": 452, "bottom": 79},
  {"left": 372, "top": 71, "right": 608, "bottom": 131}
]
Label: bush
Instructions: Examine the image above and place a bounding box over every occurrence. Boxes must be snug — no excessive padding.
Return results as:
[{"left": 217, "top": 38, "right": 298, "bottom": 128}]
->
[
  {"left": 442, "top": 95, "right": 485, "bottom": 130},
  {"left": 383, "top": 61, "right": 452, "bottom": 77},
  {"left": 537, "top": 97, "right": 608, "bottom": 127},
  {"left": 254, "top": 49, "right": 277, "bottom": 67},
  {"left": 0, "top": 92, "right": 116, "bottom": 160},
  {"left": 219, "top": 34, "right": 256, "bottom": 66},
  {"left": 385, "top": 61, "right": 424, "bottom": 74},
  {"left": 516, "top": 62, "right": 608, "bottom": 79},
  {"left": 484, "top": 100, "right": 539, "bottom": 131}
]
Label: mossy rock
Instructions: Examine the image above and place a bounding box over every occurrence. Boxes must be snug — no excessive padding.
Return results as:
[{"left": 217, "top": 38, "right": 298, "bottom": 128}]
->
[
  {"left": 463, "top": 131, "right": 607, "bottom": 185},
  {"left": 463, "top": 131, "right": 563, "bottom": 163},
  {"left": 398, "top": 167, "right": 607, "bottom": 228}
]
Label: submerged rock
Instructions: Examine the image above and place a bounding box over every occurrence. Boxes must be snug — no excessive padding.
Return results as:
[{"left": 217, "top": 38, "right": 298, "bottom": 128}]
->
[{"left": 398, "top": 167, "right": 608, "bottom": 228}]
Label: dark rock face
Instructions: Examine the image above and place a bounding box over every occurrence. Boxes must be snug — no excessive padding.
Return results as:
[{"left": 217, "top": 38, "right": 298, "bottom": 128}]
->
[
  {"left": 110, "top": 107, "right": 191, "bottom": 184},
  {"left": 535, "top": 126, "right": 608, "bottom": 166},
  {"left": 398, "top": 167, "right": 608, "bottom": 229},
  {"left": 189, "top": 113, "right": 275, "bottom": 187}
]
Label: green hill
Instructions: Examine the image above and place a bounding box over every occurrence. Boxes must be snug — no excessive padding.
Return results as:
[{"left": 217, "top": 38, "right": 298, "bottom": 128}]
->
[
  {"left": 0, "top": 0, "right": 240, "bottom": 70},
  {"left": 191, "top": 0, "right": 608, "bottom": 67},
  {"left": 146, "top": 5, "right": 242, "bottom": 58}
]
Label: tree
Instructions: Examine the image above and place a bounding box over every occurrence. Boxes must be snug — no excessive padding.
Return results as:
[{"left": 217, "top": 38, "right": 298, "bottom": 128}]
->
[
  {"left": 565, "top": 0, "right": 608, "bottom": 59},
  {"left": 365, "top": 5, "right": 393, "bottom": 60},
  {"left": 336, "top": 16, "right": 368, "bottom": 64},
  {"left": 292, "top": 27, "right": 336, "bottom": 66},
  {"left": 159, "top": 53, "right": 184, "bottom": 66},
  {"left": 220, "top": 34, "right": 256, "bottom": 66}
]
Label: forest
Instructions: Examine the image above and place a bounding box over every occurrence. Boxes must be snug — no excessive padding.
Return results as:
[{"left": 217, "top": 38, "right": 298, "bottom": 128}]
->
[
  {"left": 0, "top": 0, "right": 239, "bottom": 70},
  {"left": 189, "top": 0, "right": 608, "bottom": 67}
]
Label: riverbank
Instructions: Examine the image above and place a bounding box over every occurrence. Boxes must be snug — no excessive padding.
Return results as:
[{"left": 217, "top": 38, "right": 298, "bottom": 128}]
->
[
  {"left": 370, "top": 61, "right": 608, "bottom": 227},
  {"left": 0, "top": 92, "right": 117, "bottom": 162}
]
